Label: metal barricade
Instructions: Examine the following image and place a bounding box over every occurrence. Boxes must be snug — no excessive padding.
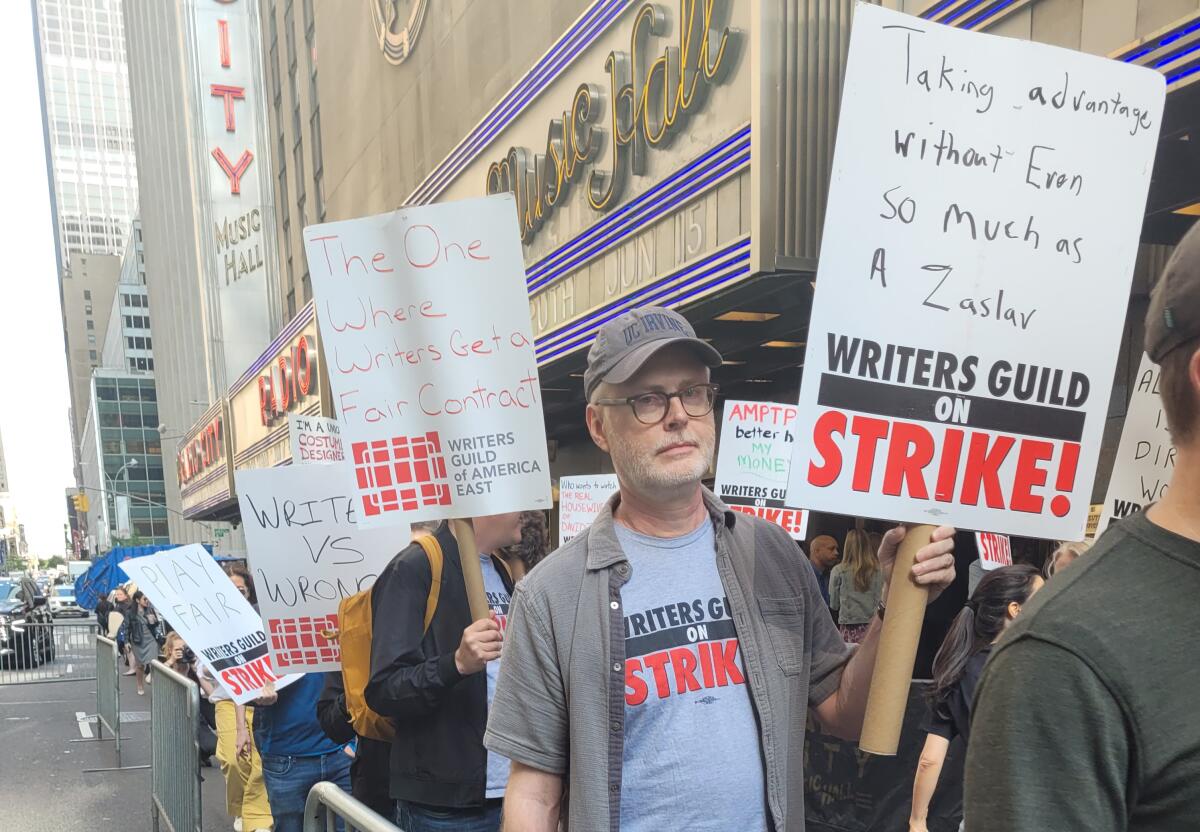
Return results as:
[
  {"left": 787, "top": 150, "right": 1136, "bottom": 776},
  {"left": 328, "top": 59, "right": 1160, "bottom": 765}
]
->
[
  {"left": 95, "top": 635, "right": 120, "bottom": 750},
  {"left": 0, "top": 620, "right": 100, "bottom": 684},
  {"left": 79, "top": 634, "right": 146, "bottom": 772},
  {"left": 304, "top": 781, "right": 402, "bottom": 832},
  {"left": 150, "top": 660, "right": 202, "bottom": 832}
]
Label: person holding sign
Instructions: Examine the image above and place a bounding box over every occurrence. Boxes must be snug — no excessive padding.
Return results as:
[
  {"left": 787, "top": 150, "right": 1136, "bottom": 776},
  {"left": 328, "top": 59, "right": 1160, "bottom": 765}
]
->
[
  {"left": 485, "top": 307, "right": 957, "bottom": 832},
  {"left": 966, "top": 223, "right": 1200, "bottom": 828},
  {"left": 366, "top": 515, "right": 522, "bottom": 832}
]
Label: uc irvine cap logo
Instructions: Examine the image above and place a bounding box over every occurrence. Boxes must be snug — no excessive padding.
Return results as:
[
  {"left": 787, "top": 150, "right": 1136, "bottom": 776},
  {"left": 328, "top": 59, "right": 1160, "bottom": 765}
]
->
[{"left": 370, "top": 0, "right": 429, "bottom": 65}]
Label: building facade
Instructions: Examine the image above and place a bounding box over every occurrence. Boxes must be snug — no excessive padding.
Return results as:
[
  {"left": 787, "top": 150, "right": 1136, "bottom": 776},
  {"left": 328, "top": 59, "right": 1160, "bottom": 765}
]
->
[
  {"left": 172, "top": 0, "right": 1198, "bottom": 556},
  {"left": 79, "top": 371, "right": 169, "bottom": 550},
  {"left": 31, "top": 0, "right": 139, "bottom": 262},
  {"left": 301, "top": 0, "right": 1198, "bottom": 495},
  {"left": 59, "top": 251, "right": 121, "bottom": 453},
  {"left": 261, "top": 0, "right": 327, "bottom": 322},
  {"left": 123, "top": 0, "right": 280, "bottom": 544}
]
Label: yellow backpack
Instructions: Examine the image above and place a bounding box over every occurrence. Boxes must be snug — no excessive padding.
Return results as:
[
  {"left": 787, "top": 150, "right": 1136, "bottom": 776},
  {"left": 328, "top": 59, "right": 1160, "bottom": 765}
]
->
[{"left": 336, "top": 533, "right": 443, "bottom": 742}]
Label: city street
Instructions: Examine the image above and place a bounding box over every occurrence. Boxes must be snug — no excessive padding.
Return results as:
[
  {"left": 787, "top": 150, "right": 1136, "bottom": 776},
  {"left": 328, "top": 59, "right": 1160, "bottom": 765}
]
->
[{"left": 0, "top": 643, "right": 229, "bottom": 832}]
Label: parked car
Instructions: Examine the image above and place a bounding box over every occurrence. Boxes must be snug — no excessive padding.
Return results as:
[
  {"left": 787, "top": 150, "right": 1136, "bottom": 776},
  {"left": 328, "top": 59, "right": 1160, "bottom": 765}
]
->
[
  {"left": 0, "top": 578, "right": 55, "bottom": 668},
  {"left": 48, "top": 586, "right": 86, "bottom": 618}
]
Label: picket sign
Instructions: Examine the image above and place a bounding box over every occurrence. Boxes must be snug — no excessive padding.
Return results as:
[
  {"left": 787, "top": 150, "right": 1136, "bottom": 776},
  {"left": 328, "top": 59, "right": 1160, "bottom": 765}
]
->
[
  {"left": 974, "top": 532, "right": 1012, "bottom": 571},
  {"left": 784, "top": 4, "right": 1164, "bottom": 756},
  {"left": 302, "top": 194, "right": 552, "bottom": 530},
  {"left": 1096, "top": 353, "right": 1175, "bottom": 537},
  {"left": 558, "top": 475, "right": 620, "bottom": 544},
  {"left": 236, "top": 464, "right": 403, "bottom": 673},
  {"left": 715, "top": 401, "right": 808, "bottom": 540},
  {"left": 121, "top": 545, "right": 301, "bottom": 704},
  {"left": 289, "top": 414, "right": 345, "bottom": 464}
]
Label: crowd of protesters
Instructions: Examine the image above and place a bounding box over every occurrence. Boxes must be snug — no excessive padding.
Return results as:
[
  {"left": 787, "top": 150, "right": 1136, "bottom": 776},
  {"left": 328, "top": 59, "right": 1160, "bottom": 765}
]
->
[{"left": 92, "top": 221, "right": 1200, "bottom": 831}]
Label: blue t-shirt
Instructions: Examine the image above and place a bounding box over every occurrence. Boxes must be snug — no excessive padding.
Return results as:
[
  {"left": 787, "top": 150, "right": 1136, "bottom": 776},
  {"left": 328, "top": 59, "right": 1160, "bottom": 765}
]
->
[
  {"left": 482, "top": 555, "right": 512, "bottom": 798},
  {"left": 254, "top": 673, "right": 341, "bottom": 758},
  {"left": 614, "top": 520, "right": 768, "bottom": 832}
]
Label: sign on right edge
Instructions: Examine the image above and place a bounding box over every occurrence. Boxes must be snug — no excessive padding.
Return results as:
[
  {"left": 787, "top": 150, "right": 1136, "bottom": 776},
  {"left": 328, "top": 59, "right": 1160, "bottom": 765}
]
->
[
  {"left": 787, "top": 5, "right": 1165, "bottom": 540},
  {"left": 1097, "top": 353, "right": 1175, "bottom": 536}
]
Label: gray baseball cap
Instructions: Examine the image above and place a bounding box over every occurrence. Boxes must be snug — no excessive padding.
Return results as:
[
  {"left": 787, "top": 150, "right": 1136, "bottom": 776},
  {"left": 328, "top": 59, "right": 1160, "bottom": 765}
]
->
[
  {"left": 1145, "top": 220, "right": 1200, "bottom": 363},
  {"left": 583, "top": 307, "right": 723, "bottom": 399}
]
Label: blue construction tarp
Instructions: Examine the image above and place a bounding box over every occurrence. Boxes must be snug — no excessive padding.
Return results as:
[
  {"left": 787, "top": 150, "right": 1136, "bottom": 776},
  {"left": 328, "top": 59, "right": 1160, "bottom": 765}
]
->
[{"left": 73, "top": 544, "right": 215, "bottom": 610}]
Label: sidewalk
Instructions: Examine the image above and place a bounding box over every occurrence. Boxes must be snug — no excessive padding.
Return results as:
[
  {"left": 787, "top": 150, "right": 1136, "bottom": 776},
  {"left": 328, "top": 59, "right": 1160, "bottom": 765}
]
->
[{"left": 0, "top": 666, "right": 233, "bottom": 831}]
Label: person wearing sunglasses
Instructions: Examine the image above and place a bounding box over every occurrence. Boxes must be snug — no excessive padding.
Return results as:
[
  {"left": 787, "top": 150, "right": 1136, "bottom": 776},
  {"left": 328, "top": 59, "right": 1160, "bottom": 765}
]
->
[{"left": 484, "top": 306, "right": 957, "bottom": 832}]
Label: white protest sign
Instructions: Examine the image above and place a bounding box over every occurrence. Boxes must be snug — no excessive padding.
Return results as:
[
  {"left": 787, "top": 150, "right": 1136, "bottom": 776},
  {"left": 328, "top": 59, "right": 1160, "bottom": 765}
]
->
[
  {"left": 289, "top": 414, "right": 345, "bottom": 464},
  {"left": 236, "top": 464, "right": 404, "bottom": 673},
  {"left": 303, "top": 194, "right": 551, "bottom": 528},
  {"left": 715, "top": 401, "right": 808, "bottom": 539},
  {"left": 787, "top": 5, "right": 1164, "bottom": 540},
  {"left": 121, "top": 545, "right": 298, "bottom": 704},
  {"left": 1097, "top": 353, "right": 1175, "bottom": 536},
  {"left": 558, "top": 475, "right": 619, "bottom": 544},
  {"left": 974, "top": 532, "right": 1012, "bottom": 571}
]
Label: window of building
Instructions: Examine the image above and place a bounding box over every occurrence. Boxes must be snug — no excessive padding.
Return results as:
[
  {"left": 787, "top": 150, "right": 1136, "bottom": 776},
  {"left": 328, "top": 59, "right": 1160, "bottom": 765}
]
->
[
  {"left": 287, "top": 289, "right": 296, "bottom": 318},
  {"left": 301, "top": 270, "right": 312, "bottom": 303},
  {"left": 279, "top": 165, "right": 289, "bottom": 230},
  {"left": 128, "top": 358, "right": 137, "bottom": 372},
  {"left": 126, "top": 336, "right": 135, "bottom": 349},
  {"left": 146, "top": 337, "right": 152, "bottom": 350},
  {"left": 86, "top": 319, "right": 94, "bottom": 330},
  {"left": 84, "top": 290, "right": 91, "bottom": 300},
  {"left": 147, "top": 358, "right": 154, "bottom": 371},
  {"left": 88, "top": 334, "right": 96, "bottom": 345},
  {"left": 89, "top": 349, "right": 98, "bottom": 360},
  {"left": 285, "top": 2, "right": 296, "bottom": 72},
  {"left": 85, "top": 303, "right": 93, "bottom": 314},
  {"left": 311, "top": 101, "right": 323, "bottom": 165}
]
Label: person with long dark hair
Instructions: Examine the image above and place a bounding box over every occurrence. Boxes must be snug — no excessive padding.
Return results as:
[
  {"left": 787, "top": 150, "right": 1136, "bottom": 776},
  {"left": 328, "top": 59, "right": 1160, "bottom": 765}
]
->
[{"left": 909, "top": 565, "right": 1043, "bottom": 832}]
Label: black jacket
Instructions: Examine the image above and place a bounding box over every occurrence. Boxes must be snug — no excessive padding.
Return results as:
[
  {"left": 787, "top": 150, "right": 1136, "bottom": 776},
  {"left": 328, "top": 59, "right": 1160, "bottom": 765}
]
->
[
  {"left": 316, "top": 671, "right": 393, "bottom": 817},
  {"left": 364, "top": 522, "right": 515, "bottom": 807}
]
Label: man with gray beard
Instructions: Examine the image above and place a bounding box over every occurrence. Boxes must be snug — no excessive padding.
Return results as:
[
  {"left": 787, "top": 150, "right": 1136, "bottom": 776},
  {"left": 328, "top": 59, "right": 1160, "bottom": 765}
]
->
[{"left": 485, "top": 306, "right": 957, "bottom": 832}]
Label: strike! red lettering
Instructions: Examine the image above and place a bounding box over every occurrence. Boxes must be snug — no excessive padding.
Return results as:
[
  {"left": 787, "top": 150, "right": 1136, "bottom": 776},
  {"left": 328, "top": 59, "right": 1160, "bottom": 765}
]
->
[{"left": 808, "top": 410, "right": 847, "bottom": 487}]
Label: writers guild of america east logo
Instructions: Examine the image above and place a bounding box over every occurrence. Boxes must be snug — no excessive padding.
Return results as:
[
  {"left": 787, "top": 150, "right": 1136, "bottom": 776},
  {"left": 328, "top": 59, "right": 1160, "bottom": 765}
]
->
[{"left": 369, "top": 0, "right": 429, "bottom": 65}]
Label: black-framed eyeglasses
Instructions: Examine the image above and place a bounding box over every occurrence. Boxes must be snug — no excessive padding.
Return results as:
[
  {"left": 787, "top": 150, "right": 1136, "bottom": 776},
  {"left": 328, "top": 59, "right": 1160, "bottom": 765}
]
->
[{"left": 594, "top": 383, "right": 719, "bottom": 425}]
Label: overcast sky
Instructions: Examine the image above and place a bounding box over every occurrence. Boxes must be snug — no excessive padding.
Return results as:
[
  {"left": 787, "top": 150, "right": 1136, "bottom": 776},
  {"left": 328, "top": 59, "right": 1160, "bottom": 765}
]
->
[{"left": 0, "top": 2, "right": 76, "bottom": 557}]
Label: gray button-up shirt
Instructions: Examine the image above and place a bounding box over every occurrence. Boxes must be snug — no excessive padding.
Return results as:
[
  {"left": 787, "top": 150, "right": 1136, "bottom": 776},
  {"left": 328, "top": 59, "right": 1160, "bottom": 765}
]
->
[{"left": 485, "top": 489, "right": 854, "bottom": 831}]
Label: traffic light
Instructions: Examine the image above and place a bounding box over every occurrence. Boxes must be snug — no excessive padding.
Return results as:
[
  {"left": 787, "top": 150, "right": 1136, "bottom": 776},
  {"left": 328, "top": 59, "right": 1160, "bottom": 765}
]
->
[{"left": 72, "top": 493, "right": 90, "bottom": 513}]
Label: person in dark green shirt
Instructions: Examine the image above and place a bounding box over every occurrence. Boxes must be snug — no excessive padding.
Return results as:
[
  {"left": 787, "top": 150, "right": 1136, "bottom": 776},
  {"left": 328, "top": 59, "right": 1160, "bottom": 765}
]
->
[{"left": 965, "top": 221, "right": 1200, "bottom": 830}]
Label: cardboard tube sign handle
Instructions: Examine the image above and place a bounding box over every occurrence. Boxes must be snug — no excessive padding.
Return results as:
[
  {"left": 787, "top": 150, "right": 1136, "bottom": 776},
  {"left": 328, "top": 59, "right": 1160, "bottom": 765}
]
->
[
  {"left": 450, "top": 518, "right": 492, "bottom": 622},
  {"left": 859, "top": 523, "right": 936, "bottom": 756}
]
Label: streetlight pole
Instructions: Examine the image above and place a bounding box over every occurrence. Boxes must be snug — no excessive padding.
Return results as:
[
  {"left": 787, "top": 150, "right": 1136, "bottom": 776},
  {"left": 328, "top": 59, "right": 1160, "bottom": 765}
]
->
[{"left": 102, "top": 458, "right": 138, "bottom": 548}]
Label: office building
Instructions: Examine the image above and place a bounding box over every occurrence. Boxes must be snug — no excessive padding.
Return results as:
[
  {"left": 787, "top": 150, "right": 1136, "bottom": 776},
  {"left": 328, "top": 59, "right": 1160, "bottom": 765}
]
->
[
  {"left": 31, "top": 0, "right": 138, "bottom": 261},
  {"left": 59, "top": 252, "right": 121, "bottom": 453},
  {"left": 79, "top": 370, "right": 168, "bottom": 549}
]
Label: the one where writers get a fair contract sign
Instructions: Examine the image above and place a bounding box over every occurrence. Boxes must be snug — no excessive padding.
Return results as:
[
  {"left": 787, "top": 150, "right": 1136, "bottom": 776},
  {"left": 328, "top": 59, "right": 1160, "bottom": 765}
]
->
[
  {"left": 1097, "top": 353, "right": 1175, "bottom": 536},
  {"left": 236, "top": 463, "right": 401, "bottom": 673},
  {"left": 787, "top": 5, "right": 1164, "bottom": 540},
  {"left": 715, "top": 401, "right": 808, "bottom": 540},
  {"left": 121, "top": 545, "right": 301, "bottom": 704},
  {"left": 303, "top": 194, "right": 552, "bottom": 528}
]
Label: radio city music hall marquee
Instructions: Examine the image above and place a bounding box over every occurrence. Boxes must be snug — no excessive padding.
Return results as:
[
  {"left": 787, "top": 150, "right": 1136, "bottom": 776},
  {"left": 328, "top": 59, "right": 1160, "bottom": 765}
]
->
[
  {"left": 179, "top": 416, "right": 224, "bottom": 486},
  {"left": 205, "top": 0, "right": 265, "bottom": 287},
  {"left": 258, "top": 334, "right": 317, "bottom": 427},
  {"left": 484, "top": 0, "right": 735, "bottom": 244}
]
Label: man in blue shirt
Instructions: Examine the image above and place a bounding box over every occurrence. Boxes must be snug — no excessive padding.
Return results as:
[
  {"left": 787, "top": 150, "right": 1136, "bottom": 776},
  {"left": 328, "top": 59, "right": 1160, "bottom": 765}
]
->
[
  {"left": 242, "top": 673, "right": 351, "bottom": 832},
  {"left": 808, "top": 534, "right": 840, "bottom": 605}
]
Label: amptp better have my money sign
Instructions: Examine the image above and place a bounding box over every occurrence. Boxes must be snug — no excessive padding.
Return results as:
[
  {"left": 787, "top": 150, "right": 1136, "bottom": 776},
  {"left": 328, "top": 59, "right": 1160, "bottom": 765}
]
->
[
  {"left": 787, "top": 4, "right": 1164, "bottom": 540},
  {"left": 304, "top": 194, "right": 551, "bottom": 527}
]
